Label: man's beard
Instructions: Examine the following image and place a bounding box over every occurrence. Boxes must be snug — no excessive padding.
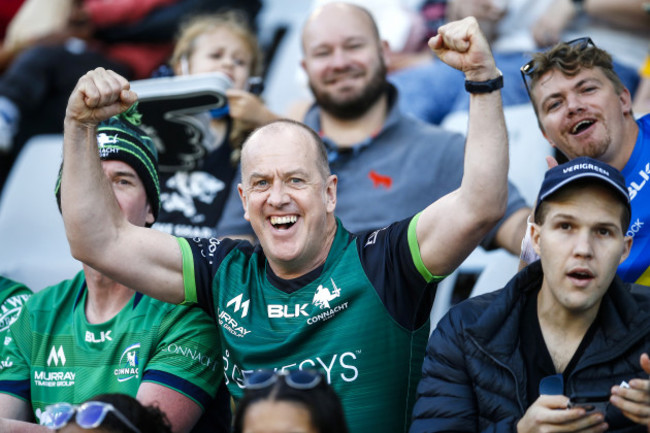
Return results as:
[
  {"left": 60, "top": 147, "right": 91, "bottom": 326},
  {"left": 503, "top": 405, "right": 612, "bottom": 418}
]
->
[{"left": 309, "top": 62, "right": 388, "bottom": 120}]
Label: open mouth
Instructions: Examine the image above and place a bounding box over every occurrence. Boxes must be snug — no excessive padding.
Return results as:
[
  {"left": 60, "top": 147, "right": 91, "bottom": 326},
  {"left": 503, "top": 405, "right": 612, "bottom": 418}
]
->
[
  {"left": 269, "top": 215, "right": 298, "bottom": 230},
  {"left": 571, "top": 119, "right": 595, "bottom": 135},
  {"left": 567, "top": 270, "right": 594, "bottom": 281}
]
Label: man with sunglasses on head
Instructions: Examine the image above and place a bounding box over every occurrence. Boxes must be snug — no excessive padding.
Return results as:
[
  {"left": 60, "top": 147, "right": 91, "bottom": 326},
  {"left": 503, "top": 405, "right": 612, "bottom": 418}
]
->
[
  {"left": 411, "top": 157, "right": 650, "bottom": 433},
  {"left": 0, "top": 112, "right": 227, "bottom": 433},
  {"left": 519, "top": 37, "right": 650, "bottom": 286},
  {"left": 57, "top": 15, "right": 509, "bottom": 433}
]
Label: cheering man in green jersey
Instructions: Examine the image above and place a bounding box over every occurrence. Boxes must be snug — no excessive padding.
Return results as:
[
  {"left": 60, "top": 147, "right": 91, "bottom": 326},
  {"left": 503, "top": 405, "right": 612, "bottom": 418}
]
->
[
  {"left": 0, "top": 113, "right": 225, "bottom": 433},
  {"left": 59, "top": 11, "right": 509, "bottom": 433}
]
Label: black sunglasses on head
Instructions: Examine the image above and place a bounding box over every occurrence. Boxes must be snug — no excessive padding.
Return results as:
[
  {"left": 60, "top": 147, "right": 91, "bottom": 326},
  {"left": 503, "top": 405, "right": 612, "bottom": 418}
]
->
[{"left": 520, "top": 37, "right": 595, "bottom": 100}]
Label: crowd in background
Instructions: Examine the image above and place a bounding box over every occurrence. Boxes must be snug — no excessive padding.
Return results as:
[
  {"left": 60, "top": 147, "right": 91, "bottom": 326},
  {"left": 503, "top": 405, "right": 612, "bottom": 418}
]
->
[{"left": 0, "top": 0, "right": 649, "bottom": 432}]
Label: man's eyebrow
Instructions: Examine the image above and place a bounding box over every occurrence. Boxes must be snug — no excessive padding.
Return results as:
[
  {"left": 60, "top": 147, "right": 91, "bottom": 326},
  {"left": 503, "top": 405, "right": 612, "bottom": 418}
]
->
[
  {"left": 594, "top": 221, "right": 622, "bottom": 231},
  {"left": 248, "top": 169, "right": 310, "bottom": 180},
  {"left": 112, "top": 170, "right": 137, "bottom": 178},
  {"left": 548, "top": 212, "right": 577, "bottom": 221},
  {"left": 549, "top": 212, "right": 620, "bottom": 227},
  {"left": 574, "top": 77, "right": 602, "bottom": 89},
  {"left": 308, "top": 35, "right": 367, "bottom": 51}
]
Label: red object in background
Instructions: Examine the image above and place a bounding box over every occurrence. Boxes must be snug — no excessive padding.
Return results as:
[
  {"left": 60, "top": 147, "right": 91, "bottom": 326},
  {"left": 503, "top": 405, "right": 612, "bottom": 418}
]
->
[
  {"left": 368, "top": 170, "right": 393, "bottom": 189},
  {"left": 0, "top": 0, "right": 25, "bottom": 40}
]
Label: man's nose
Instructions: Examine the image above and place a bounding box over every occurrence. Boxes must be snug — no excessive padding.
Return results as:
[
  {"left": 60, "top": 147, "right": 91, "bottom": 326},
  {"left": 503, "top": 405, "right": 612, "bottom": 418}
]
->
[{"left": 267, "top": 181, "right": 290, "bottom": 207}]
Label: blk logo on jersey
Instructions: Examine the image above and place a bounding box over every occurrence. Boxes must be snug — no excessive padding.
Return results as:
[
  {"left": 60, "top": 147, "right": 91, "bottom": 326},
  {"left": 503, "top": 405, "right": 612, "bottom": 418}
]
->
[
  {"left": 266, "top": 279, "right": 348, "bottom": 322},
  {"left": 115, "top": 343, "right": 140, "bottom": 382},
  {"left": 267, "top": 303, "right": 309, "bottom": 318},
  {"left": 628, "top": 162, "right": 650, "bottom": 201},
  {"left": 85, "top": 330, "right": 112, "bottom": 343}
]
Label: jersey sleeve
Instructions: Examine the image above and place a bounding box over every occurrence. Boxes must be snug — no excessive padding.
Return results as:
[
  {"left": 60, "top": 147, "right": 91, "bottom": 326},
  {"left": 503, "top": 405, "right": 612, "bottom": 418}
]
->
[
  {"left": 0, "top": 305, "right": 33, "bottom": 401},
  {"left": 176, "top": 236, "right": 249, "bottom": 317},
  {"left": 356, "top": 216, "right": 444, "bottom": 331},
  {"left": 141, "top": 304, "right": 223, "bottom": 410},
  {"left": 0, "top": 278, "right": 32, "bottom": 334}
]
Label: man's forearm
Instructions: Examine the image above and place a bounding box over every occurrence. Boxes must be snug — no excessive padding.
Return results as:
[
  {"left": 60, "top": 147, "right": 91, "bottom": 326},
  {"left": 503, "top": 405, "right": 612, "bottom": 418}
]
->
[
  {"left": 60, "top": 70, "right": 137, "bottom": 267},
  {"left": 463, "top": 76, "right": 509, "bottom": 227},
  {"left": 61, "top": 119, "right": 125, "bottom": 265}
]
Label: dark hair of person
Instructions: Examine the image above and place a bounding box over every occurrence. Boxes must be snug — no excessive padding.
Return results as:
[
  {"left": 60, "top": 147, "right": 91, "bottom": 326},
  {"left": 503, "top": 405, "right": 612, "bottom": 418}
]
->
[
  {"left": 87, "top": 393, "right": 172, "bottom": 433},
  {"left": 232, "top": 374, "right": 349, "bottom": 433},
  {"left": 527, "top": 42, "right": 625, "bottom": 106},
  {"left": 534, "top": 178, "right": 631, "bottom": 232}
]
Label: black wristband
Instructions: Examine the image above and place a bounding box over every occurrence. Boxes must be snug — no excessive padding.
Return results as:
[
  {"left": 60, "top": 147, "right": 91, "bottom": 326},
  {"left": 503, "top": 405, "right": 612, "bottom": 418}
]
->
[{"left": 464, "top": 70, "right": 504, "bottom": 94}]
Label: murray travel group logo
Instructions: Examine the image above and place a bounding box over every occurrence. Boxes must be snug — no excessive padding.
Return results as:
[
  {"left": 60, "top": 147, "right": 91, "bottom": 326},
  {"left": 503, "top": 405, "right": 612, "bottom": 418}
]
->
[
  {"left": 220, "top": 294, "right": 252, "bottom": 338},
  {"left": 33, "top": 346, "right": 75, "bottom": 388}
]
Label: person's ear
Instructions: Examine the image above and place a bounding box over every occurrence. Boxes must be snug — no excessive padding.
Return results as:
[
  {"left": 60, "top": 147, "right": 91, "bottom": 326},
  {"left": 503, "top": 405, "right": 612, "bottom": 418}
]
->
[
  {"left": 619, "top": 87, "right": 632, "bottom": 116},
  {"left": 238, "top": 184, "right": 250, "bottom": 221},
  {"left": 619, "top": 235, "right": 633, "bottom": 264},
  {"left": 531, "top": 221, "right": 542, "bottom": 257},
  {"left": 145, "top": 202, "right": 155, "bottom": 226},
  {"left": 325, "top": 174, "right": 337, "bottom": 213}
]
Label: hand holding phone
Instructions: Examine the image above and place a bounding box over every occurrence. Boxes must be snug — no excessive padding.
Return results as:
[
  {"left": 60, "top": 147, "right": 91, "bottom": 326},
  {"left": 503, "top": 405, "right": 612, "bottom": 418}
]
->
[{"left": 568, "top": 392, "right": 609, "bottom": 414}]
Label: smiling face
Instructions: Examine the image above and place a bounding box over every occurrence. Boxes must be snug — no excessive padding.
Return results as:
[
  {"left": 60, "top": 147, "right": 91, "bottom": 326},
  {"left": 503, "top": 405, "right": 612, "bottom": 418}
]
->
[
  {"left": 181, "top": 26, "right": 254, "bottom": 90},
  {"left": 531, "top": 67, "right": 633, "bottom": 167},
  {"left": 238, "top": 122, "right": 337, "bottom": 279},
  {"left": 301, "top": 3, "right": 388, "bottom": 119},
  {"left": 102, "top": 160, "right": 154, "bottom": 228},
  {"left": 532, "top": 182, "right": 631, "bottom": 316}
]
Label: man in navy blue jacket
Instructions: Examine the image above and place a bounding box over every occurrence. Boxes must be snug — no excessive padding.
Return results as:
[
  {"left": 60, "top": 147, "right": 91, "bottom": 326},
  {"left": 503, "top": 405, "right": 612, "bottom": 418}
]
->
[{"left": 411, "top": 157, "right": 650, "bottom": 433}]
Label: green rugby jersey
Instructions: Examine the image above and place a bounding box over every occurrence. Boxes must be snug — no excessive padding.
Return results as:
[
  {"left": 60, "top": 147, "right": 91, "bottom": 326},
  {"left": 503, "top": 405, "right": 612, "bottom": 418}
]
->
[
  {"left": 0, "top": 271, "right": 222, "bottom": 427},
  {"left": 179, "top": 216, "right": 442, "bottom": 433},
  {"left": 0, "top": 276, "right": 32, "bottom": 351}
]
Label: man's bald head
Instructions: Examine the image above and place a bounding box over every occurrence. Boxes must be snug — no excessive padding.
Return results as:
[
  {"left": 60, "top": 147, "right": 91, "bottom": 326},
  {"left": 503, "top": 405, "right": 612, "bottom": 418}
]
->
[
  {"left": 241, "top": 119, "right": 331, "bottom": 182},
  {"left": 301, "top": 2, "right": 381, "bottom": 53}
]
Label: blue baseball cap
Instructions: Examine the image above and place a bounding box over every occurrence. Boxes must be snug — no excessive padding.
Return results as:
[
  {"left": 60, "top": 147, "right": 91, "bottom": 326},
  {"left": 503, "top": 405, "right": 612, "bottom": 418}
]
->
[{"left": 534, "top": 156, "right": 630, "bottom": 225}]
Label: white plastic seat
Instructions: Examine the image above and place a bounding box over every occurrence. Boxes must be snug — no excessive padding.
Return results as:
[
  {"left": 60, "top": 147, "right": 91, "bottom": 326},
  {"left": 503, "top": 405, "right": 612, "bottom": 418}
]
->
[{"left": 0, "top": 134, "right": 81, "bottom": 291}]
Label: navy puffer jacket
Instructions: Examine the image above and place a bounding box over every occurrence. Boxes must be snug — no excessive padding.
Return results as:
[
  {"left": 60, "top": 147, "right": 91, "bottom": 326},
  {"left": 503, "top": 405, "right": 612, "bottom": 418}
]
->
[{"left": 410, "top": 261, "right": 650, "bottom": 433}]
